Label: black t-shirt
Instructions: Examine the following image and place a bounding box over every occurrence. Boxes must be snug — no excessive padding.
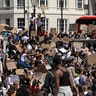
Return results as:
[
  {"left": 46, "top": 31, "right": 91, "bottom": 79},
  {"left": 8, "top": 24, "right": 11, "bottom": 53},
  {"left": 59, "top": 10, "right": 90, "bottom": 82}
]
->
[{"left": 60, "top": 71, "right": 70, "bottom": 86}]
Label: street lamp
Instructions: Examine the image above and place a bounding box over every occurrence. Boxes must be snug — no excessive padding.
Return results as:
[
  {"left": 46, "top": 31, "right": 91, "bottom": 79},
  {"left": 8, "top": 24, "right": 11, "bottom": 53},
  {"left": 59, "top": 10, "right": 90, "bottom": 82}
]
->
[
  {"left": 24, "top": 0, "right": 25, "bottom": 27},
  {"left": 30, "top": 0, "right": 38, "bottom": 31},
  {"left": 60, "top": 0, "right": 63, "bottom": 33},
  {"left": 31, "top": 0, "right": 38, "bottom": 17}
]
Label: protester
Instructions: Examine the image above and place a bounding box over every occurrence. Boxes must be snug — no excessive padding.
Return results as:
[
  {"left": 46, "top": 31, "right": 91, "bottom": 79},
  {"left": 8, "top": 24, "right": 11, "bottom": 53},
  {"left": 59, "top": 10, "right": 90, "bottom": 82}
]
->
[
  {"left": 29, "top": 13, "right": 36, "bottom": 37},
  {"left": 36, "top": 12, "right": 46, "bottom": 36},
  {"left": 0, "top": 17, "right": 96, "bottom": 96},
  {"left": 52, "top": 55, "right": 78, "bottom": 96}
]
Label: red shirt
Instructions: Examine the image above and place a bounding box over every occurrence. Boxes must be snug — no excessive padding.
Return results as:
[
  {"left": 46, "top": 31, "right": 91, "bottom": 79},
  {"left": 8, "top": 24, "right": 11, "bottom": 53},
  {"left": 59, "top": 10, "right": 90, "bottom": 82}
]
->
[{"left": 30, "top": 85, "right": 40, "bottom": 95}]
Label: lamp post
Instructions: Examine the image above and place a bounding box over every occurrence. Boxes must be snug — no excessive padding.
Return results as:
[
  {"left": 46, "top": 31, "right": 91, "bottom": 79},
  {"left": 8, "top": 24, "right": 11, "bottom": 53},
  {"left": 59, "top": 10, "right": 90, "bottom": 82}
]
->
[
  {"left": 24, "top": 0, "right": 25, "bottom": 27},
  {"left": 60, "top": 0, "right": 63, "bottom": 33},
  {"left": 31, "top": 0, "right": 38, "bottom": 17},
  {"left": 88, "top": 0, "right": 89, "bottom": 15},
  {"left": 30, "top": 0, "right": 37, "bottom": 31}
]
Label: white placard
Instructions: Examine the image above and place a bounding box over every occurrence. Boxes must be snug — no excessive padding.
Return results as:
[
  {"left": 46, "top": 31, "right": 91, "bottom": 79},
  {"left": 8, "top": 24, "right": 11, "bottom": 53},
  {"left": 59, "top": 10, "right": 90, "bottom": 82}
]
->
[{"left": 8, "top": 75, "right": 19, "bottom": 84}]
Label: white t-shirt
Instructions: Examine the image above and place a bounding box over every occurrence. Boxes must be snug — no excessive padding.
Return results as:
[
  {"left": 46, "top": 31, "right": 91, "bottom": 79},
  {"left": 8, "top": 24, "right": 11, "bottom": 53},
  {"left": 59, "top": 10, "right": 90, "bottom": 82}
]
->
[
  {"left": 22, "top": 36, "right": 29, "bottom": 43},
  {"left": 0, "top": 35, "right": 3, "bottom": 40},
  {"left": 73, "top": 77, "right": 80, "bottom": 85},
  {"left": 0, "top": 61, "right": 3, "bottom": 74},
  {"left": 20, "top": 53, "right": 27, "bottom": 62},
  {"left": 0, "top": 61, "right": 3, "bottom": 82},
  {"left": 30, "top": 17, "right": 36, "bottom": 22},
  {"left": 27, "top": 44, "right": 32, "bottom": 51}
]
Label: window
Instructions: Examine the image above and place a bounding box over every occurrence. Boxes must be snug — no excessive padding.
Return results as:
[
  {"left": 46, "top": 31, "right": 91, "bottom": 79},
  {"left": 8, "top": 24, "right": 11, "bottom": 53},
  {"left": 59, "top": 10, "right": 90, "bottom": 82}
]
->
[
  {"left": 5, "top": 0, "right": 10, "bottom": 7},
  {"left": 17, "top": 18, "right": 24, "bottom": 28},
  {"left": 75, "top": 0, "right": 84, "bottom": 9},
  {"left": 17, "top": 0, "right": 24, "bottom": 9},
  {"left": 57, "top": 19, "right": 67, "bottom": 33},
  {"left": 5, "top": 19, "right": 10, "bottom": 26},
  {"left": 38, "top": 0, "right": 48, "bottom": 7},
  {"left": 42, "top": 18, "right": 48, "bottom": 31},
  {"left": 57, "top": 0, "right": 67, "bottom": 8}
]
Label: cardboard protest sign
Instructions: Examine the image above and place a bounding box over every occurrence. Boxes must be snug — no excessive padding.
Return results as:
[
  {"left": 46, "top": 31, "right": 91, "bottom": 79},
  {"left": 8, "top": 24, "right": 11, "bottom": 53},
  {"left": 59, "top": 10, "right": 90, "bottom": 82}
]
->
[
  {"left": 80, "top": 24, "right": 88, "bottom": 31},
  {"left": 50, "top": 28, "right": 56, "bottom": 35},
  {"left": 41, "top": 43, "right": 49, "bottom": 49},
  {"left": 69, "top": 24, "right": 78, "bottom": 31},
  {"left": 41, "top": 4, "right": 45, "bottom": 13},
  {"left": 51, "top": 37, "right": 58, "bottom": 42},
  {"left": 59, "top": 48, "right": 67, "bottom": 53},
  {"left": 31, "top": 31, "right": 37, "bottom": 36},
  {"left": 6, "top": 61, "right": 17, "bottom": 70},
  {"left": 87, "top": 53, "right": 96, "bottom": 64},
  {"left": 74, "top": 47, "right": 81, "bottom": 52},
  {"left": 16, "top": 69, "right": 25, "bottom": 75},
  {"left": 39, "top": 36, "right": 44, "bottom": 42},
  {"left": 80, "top": 24, "right": 88, "bottom": 34},
  {"left": 74, "top": 42, "right": 83, "bottom": 48},
  {"left": 9, "top": 75, "right": 19, "bottom": 83},
  {"left": 74, "top": 42, "right": 83, "bottom": 52}
]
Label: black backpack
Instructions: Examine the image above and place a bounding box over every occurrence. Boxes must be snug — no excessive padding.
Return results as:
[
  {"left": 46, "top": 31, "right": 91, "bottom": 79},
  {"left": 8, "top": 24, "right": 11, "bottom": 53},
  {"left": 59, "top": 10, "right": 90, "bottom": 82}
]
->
[{"left": 43, "top": 70, "right": 55, "bottom": 95}]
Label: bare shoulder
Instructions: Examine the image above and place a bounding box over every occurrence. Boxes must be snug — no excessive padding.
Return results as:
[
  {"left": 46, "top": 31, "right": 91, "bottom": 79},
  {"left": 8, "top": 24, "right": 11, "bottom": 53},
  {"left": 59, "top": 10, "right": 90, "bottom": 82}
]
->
[{"left": 55, "top": 69, "right": 63, "bottom": 77}]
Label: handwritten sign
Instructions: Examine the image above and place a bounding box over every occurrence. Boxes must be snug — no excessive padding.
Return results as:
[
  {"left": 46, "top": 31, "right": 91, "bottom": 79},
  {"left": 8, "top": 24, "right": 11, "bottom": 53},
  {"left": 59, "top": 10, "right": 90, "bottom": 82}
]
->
[
  {"left": 69, "top": 24, "right": 78, "bottom": 31},
  {"left": 80, "top": 24, "right": 88, "bottom": 31},
  {"left": 6, "top": 61, "right": 17, "bottom": 70},
  {"left": 41, "top": 4, "right": 45, "bottom": 13},
  {"left": 31, "top": 31, "right": 37, "bottom": 36},
  {"left": 74, "top": 42, "right": 83, "bottom": 52},
  {"left": 87, "top": 53, "right": 96, "bottom": 64},
  {"left": 39, "top": 36, "right": 44, "bottom": 42},
  {"left": 51, "top": 37, "right": 58, "bottom": 42},
  {"left": 74, "top": 42, "right": 83, "bottom": 48},
  {"left": 50, "top": 28, "right": 56, "bottom": 35},
  {"left": 9, "top": 75, "right": 19, "bottom": 83},
  {"left": 41, "top": 43, "right": 49, "bottom": 49},
  {"left": 16, "top": 69, "right": 25, "bottom": 75}
]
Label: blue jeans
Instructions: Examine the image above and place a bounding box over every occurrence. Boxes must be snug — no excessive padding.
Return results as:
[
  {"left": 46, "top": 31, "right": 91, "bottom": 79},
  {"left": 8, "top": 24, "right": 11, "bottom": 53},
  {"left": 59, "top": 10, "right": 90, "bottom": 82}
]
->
[{"left": 17, "top": 59, "right": 30, "bottom": 69}]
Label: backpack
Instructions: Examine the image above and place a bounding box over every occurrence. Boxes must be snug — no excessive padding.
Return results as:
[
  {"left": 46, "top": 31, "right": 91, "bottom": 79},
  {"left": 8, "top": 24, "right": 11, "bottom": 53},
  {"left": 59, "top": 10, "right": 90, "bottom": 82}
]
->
[{"left": 43, "top": 70, "right": 55, "bottom": 95}]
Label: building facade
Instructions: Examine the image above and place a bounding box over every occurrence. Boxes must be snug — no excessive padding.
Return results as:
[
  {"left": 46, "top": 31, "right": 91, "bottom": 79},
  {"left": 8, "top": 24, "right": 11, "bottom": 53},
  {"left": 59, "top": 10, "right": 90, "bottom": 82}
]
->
[
  {"left": 89, "top": 0, "right": 96, "bottom": 15},
  {"left": 0, "top": 0, "right": 89, "bottom": 33}
]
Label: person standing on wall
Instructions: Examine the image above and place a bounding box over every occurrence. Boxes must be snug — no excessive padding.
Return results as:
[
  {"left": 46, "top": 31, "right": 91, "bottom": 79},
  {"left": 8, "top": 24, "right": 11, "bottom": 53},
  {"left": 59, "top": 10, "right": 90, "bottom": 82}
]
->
[
  {"left": 36, "top": 12, "right": 46, "bottom": 36},
  {"left": 29, "top": 13, "right": 36, "bottom": 37}
]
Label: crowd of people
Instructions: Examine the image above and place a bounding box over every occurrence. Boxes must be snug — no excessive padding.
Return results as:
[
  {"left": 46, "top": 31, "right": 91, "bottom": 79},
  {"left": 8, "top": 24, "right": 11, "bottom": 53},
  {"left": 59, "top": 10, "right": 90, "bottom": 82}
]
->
[{"left": 0, "top": 13, "right": 96, "bottom": 96}]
